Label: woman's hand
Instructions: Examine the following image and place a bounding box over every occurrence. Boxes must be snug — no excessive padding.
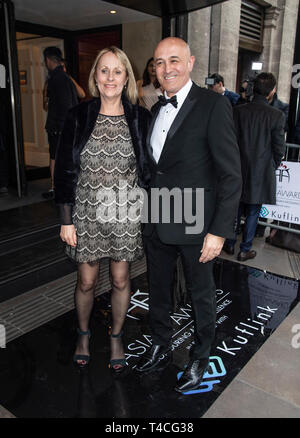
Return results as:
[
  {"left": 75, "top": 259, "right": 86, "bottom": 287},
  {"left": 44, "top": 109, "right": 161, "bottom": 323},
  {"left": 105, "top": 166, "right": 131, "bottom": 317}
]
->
[{"left": 60, "top": 225, "right": 77, "bottom": 247}]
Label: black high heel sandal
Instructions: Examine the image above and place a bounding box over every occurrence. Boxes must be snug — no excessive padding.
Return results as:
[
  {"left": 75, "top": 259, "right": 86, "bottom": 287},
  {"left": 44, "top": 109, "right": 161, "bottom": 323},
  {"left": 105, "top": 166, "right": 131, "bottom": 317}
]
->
[
  {"left": 73, "top": 328, "right": 91, "bottom": 367},
  {"left": 109, "top": 330, "right": 128, "bottom": 375}
]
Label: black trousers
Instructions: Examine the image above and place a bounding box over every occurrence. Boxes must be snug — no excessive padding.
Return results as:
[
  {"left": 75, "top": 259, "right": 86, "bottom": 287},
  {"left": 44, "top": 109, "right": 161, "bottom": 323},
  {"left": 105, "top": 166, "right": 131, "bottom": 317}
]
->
[
  {"left": 47, "top": 131, "right": 61, "bottom": 160},
  {"left": 144, "top": 228, "right": 216, "bottom": 360}
]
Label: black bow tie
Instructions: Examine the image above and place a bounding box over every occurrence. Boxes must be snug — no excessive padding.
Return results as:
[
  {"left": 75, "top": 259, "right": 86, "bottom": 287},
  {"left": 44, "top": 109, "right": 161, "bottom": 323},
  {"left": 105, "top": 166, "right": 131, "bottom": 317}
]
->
[{"left": 158, "top": 95, "right": 178, "bottom": 108}]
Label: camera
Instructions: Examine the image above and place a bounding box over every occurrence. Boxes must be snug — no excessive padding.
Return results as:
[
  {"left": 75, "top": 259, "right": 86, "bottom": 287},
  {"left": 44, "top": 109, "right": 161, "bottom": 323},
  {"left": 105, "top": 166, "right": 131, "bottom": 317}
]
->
[{"left": 205, "top": 77, "right": 216, "bottom": 86}]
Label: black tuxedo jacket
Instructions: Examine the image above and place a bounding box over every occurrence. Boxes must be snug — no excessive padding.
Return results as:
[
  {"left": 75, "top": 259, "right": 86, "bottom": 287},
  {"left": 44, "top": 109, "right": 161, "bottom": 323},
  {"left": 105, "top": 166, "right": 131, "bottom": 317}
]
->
[{"left": 143, "top": 83, "right": 242, "bottom": 244}]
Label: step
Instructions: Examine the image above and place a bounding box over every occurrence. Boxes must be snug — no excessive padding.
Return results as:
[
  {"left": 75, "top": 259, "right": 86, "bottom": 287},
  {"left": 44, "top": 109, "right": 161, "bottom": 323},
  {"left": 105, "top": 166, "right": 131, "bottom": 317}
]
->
[
  {"left": 0, "top": 235, "right": 76, "bottom": 303},
  {"left": 0, "top": 200, "right": 59, "bottom": 243},
  {"left": 0, "top": 224, "right": 60, "bottom": 257},
  {"left": 0, "top": 200, "right": 69, "bottom": 302},
  {"left": 0, "top": 257, "right": 147, "bottom": 344}
]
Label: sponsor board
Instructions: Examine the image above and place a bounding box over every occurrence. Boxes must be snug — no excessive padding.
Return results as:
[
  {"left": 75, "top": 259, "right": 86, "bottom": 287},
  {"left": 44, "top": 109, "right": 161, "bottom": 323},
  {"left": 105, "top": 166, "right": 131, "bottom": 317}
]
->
[{"left": 261, "top": 161, "right": 300, "bottom": 224}]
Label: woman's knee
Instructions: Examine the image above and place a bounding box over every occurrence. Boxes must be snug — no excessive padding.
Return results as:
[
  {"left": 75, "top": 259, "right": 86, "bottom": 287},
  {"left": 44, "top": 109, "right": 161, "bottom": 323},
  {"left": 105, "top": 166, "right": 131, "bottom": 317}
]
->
[
  {"left": 111, "top": 273, "right": 130, "bottom": 291},
  {"left": 77, "top": 278, "right": 97, "bottom": 294}
]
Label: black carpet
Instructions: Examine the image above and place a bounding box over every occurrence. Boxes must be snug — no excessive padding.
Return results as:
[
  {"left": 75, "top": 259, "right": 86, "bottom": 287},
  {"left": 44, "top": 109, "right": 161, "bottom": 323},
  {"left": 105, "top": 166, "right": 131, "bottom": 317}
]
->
[{"left": 0, "top": 259, "right": 299, "bottom": 418}]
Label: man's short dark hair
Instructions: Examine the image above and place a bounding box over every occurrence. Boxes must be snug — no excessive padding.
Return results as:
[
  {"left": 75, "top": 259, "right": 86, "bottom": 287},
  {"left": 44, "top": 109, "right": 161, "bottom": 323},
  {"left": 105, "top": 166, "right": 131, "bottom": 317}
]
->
[
  {"left": 209, "top": 73, "right": 224, "bottom": 86},
  {"left": 43, "top": 46, "right": 63, "bottom": 63},
  {"left": 253, "top": 73, "right": 276, "bottom": 97}
]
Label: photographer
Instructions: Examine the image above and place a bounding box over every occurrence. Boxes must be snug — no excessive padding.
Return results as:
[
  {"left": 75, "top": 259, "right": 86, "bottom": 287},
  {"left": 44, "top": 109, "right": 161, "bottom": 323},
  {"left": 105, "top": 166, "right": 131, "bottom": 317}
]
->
[
  {"left": 206, "top": 73, "right": 240, "bottom": 106},
  {"left": 237, "top": 79, "right": 252, "bottom": 105}
]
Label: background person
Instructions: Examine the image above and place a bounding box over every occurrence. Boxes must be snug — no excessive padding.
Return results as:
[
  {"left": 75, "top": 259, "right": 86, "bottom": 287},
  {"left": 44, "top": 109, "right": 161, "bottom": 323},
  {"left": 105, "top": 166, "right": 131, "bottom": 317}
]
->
[
  {"left": 208, "top": 73, "right": 240, "bottom": 106},
  {"left": 137, "top": 57, "right": 163, "bottom": 111},
  {"left": 223, "top": 73, "right": 285, "bottom": 261},
  {"left": 43, "top": 46, "right": 78, "bottom": 199},
  {"left": 54, "top": 46, "right": 151, "bottom": 373},
  {"left": 43, "top": 59, "right": 86, "bottom": 111},
  {"left": 237, "top": 79, "right": 250, "bottom": 105}
]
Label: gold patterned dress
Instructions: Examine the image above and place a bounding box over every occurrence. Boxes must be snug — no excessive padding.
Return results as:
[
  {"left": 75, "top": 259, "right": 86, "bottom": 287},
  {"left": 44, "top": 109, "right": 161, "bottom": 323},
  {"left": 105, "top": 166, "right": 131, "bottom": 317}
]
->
[{"left": 66, "top": 113, "right": 144, "bottom": 263}]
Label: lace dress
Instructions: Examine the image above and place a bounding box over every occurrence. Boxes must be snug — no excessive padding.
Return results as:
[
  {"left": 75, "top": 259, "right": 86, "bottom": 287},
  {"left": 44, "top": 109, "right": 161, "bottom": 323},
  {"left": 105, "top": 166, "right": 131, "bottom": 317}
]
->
[{"left": 66, "top": 113, "right": 144, "bottom": 263}]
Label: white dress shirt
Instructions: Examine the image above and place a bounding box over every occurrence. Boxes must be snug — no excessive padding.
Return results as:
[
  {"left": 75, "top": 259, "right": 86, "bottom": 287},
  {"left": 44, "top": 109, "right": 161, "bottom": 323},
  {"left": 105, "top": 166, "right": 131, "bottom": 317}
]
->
[{"left": 150, "top": 79, "right": 193, "bottom": 163}]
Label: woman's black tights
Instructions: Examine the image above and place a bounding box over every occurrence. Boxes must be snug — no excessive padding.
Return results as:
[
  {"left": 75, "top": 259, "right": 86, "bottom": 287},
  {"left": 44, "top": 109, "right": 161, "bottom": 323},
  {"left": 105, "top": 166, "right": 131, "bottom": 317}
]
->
[{"left": 74, "top": 260, "right": 131, "bottom": 364}]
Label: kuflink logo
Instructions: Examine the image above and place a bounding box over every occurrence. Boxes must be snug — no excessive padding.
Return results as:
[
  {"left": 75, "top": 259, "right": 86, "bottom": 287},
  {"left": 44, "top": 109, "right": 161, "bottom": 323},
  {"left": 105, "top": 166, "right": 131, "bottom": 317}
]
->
[
  {"left": 260, "top": 206, "right": 269, "bottom": 218},
  {"left": 177, "top": 356, "right": 226, "bottom": 395},
  {"left": 276, "top": 164, "right": 290, "bottom": 183}
]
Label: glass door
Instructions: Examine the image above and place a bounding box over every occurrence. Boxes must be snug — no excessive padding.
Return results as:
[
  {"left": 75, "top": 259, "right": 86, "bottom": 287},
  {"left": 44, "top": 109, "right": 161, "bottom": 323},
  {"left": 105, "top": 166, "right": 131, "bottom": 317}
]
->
[{"left": 0, "top": 0, "right": 26, "bottom": 198}]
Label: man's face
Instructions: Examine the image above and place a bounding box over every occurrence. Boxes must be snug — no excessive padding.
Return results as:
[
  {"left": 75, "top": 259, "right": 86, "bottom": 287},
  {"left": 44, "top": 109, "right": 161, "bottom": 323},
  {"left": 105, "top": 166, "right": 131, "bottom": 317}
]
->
[
  {"left": 242, "top": 81, "right": 248, "bottom": 91},
  {"left": 267, "top": 86, "right": 276, "bottom": 102},
  {"left": 211, "top": 82, "right": 224, "bottom": 94},
  {"left": 44, "top": 57, "right": 51, "bottom": 71},
  {"left": 44, "top": 57, "right": 57, "bottom": 71},
  {"left": 154, "top": 38, "right": 195, "bottom": 97}
]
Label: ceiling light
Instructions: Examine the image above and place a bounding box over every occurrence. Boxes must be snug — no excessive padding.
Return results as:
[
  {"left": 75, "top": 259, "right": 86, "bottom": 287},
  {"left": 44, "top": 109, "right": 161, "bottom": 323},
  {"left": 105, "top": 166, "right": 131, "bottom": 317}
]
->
[{"left": 110, "top": 10, "right": 117, "bottom": 14}]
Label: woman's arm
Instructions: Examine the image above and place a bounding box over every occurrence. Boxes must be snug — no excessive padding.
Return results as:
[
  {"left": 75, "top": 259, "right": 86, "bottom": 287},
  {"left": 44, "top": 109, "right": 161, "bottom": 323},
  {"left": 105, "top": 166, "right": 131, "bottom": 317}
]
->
[
  {"left": 54, "top": 107, "right": 79, "bottom": 225},
  {"left": 69, "top": 76, "right": 86, "bottom": 99}
]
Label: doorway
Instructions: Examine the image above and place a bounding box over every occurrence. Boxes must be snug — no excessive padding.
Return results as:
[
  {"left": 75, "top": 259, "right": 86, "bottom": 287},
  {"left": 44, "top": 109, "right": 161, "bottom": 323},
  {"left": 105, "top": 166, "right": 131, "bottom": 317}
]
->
[
  {"left": 75, "top": 27, "right": 121, "bottom": 97},
  {"left": 16, "top": 33, "right": 64, "bottom": 181},
  {"left": 236, "top": 48, "right": 262, "bottom": 94}
]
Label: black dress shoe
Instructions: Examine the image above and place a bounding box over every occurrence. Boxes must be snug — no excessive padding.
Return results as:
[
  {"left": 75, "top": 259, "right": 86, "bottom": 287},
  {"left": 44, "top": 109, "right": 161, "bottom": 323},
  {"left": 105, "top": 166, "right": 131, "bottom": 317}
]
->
[
  {"left": 174, "top": 358, "right": 209, "bottom": 393},
  {"left": 135, "top": 344, "right": 172, "bottom": 373},
  {"left": 222, "top": 243, "right": 234, "bottom": 255},
  {"left": 237, "top": 250, "right": 257, "bottom": 262}
]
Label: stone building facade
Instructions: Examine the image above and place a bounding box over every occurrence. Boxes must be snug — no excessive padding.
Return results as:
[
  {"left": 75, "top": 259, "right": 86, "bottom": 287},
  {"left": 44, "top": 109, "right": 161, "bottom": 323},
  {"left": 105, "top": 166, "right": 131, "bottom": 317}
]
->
[
  {"left": 189, "top": 0, "right": 299, "bottom": 103},
  {"left": 123, "top": 0, "right": 299, "bottom": 105}
]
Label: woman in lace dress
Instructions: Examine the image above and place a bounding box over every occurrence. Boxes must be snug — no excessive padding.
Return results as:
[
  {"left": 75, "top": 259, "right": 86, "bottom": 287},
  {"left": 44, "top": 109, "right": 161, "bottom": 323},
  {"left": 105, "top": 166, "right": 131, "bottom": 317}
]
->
[{"left": 54, "top": 47, "right": 151, "bottom": 373}]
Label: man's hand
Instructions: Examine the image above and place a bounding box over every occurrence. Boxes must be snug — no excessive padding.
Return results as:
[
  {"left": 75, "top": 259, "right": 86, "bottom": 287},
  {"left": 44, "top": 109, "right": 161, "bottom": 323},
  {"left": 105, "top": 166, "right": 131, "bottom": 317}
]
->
[
  {"left": 60, "top": 225, "right": 77, "bottom": 247},
  {"left": 199, "top": 233, "right": 225, "bottom": 263}
]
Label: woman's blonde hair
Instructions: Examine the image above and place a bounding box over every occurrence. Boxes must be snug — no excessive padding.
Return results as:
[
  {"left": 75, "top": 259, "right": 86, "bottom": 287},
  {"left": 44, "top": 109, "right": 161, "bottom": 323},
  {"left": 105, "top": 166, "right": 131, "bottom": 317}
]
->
[{"left": 88, "top": 46, "right": 138, "bottom": 104}]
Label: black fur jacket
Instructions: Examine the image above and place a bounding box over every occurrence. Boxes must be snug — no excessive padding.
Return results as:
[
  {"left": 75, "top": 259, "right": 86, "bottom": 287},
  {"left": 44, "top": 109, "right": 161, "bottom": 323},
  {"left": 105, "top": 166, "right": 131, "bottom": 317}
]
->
[{"left": 54, "top": 95, "right": 152, "bottom": 225}]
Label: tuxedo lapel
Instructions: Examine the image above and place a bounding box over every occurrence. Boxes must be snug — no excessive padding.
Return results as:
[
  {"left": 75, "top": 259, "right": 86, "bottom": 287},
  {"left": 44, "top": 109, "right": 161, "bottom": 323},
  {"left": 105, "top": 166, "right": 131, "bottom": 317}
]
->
[
  {"left": 166, "top": 87, "right": 198, "bottom": 143},
  {"left": 158, "top": 84, "right": 198, "bottom": 164}
]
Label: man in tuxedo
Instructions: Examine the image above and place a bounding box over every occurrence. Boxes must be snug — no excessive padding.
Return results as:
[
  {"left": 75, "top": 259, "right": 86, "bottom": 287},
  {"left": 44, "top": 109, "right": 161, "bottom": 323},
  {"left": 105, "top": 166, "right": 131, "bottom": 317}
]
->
[{"left": 135, "top": 37, "right": 242, "bottom": 393}]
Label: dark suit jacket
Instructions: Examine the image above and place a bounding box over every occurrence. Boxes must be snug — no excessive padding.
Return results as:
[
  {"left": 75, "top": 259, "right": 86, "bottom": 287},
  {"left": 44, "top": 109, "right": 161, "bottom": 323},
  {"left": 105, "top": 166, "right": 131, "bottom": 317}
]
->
[
  {"left": 45, "top": 65, "right": 78, "bottom": 132},
  {"left": 143, "top": 83, "right": 242, "bottom": 244},
  {"left": 54, "top": 95, "right": 152, "bottom": 225},
  {"left": 233, "top": 94, "right": 285, "bottom": 205}
]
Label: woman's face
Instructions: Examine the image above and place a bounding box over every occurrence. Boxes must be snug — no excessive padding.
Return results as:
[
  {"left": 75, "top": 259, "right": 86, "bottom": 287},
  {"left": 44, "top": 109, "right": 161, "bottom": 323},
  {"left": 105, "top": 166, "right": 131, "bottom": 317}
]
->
[
  {"left": 147, "top": 60, "right": 156, "bottom": 78},
  {"left": 95, "top": 52, "right": 128, "bottom": 100}
]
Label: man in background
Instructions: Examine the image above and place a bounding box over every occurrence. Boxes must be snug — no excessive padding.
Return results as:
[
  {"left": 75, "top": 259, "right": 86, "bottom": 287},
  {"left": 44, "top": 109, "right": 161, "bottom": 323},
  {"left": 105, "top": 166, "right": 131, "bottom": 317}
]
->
[
  {"left": 43, "top": 46, "right": 78, "bottom": 199},
  {"left": 223, "top": 73, "right": 285, "bottom": 261},
  {"left": 208, "top": 73, "right": 240, "bottom": 106}
]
